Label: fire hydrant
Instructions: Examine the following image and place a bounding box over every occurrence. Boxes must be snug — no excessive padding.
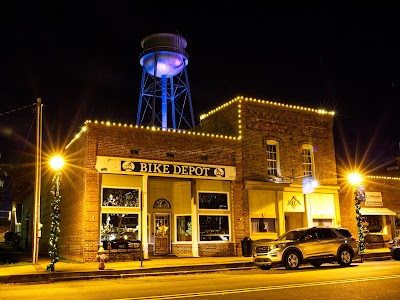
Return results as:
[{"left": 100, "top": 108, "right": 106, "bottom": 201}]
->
[{"left": 96, "top": 246, "right": 108, "bottom": 270}]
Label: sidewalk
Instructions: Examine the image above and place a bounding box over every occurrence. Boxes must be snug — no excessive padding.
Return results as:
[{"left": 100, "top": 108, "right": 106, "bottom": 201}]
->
[
  {"left": 0, "top": 243, "right": 256, "bottom": 284},
  {"left": 0, "top": 244, "right": 392, "bottom": 284}
]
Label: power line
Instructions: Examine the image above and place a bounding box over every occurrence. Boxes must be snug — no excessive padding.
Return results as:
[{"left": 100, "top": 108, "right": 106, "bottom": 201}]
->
[{"left": 0, "top": 103, "right": 36, "bottom": 116}]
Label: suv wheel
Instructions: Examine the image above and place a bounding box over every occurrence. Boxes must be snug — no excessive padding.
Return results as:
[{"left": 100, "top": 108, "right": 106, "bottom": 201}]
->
[
  {"left": 284, "top": 251, "right": 300, "bottom": 270},
  {"left": 338, "top": 248, "right": 352, "bottom": 267}
]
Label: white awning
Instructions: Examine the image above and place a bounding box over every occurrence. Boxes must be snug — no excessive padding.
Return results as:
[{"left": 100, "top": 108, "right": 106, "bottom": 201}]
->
[{"left": 360, "top": 207, "right": 396, "bottom": 216}]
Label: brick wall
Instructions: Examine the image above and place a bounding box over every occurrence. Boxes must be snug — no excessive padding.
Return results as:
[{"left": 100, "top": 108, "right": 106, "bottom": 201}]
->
[
  {"left": 172, "top": 244, "right": 192, "bottom": 255},
  {"left": 197, "top": 98, "right": 337, "bottom": 185},
  {"left": 59, "top": 123, "right": 242, "bottom": 261},
  {"left": 52, "top": 97, "right": 342, "bottom": 261},
  {"left": 198, "top": 243, "right": 235, "bottom": 256},
  {"left": 91, "top": 125, "right": 238, "bottom": 166},
  {"left": 241, "top": 101, "right": 337, "bottom": 185},
  {"left": 195, "top": 100, "right": 240, "bottom": 136}
]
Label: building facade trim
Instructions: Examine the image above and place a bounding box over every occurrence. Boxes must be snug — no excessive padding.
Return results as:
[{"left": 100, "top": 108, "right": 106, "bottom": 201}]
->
[
  {"left": 96, "top": 156, "right": 236, "bottom": 180},
  {"left": 360, "top": 207, "right": 396, "bottom": 216}
]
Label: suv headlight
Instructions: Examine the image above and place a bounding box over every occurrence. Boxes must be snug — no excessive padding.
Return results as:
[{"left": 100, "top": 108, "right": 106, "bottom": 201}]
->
[{"left": 270, "top": 243, "right": 286, "bottom": 250}]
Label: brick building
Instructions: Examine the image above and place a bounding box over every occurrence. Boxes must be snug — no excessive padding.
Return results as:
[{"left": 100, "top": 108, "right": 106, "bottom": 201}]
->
[{"left": 21, "top": 96, "right": 346, "bottom": 262}]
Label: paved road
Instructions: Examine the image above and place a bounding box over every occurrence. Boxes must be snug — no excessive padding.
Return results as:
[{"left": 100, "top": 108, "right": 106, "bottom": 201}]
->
[
  {"left": 0, "top": 242, "right": 393, "bottom": 284},
  {"left": 1, "top": 260, "right": 400, "bottom": 299}
]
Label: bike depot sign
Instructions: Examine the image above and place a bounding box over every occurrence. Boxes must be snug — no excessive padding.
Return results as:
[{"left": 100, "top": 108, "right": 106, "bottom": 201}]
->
[{"left": 96, "top": 156, "right": 236, "bottom": 180}]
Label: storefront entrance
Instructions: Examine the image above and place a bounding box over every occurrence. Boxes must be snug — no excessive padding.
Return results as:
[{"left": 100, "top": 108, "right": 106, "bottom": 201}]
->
[{"left": 154, "top": 213, "right": 171, "bottom": 255}]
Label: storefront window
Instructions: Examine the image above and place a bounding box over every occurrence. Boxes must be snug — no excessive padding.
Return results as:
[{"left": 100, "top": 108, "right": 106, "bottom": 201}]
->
[
  {"left": 198, "top": 192, "right": 228, "bottom": 209},
  {"left": 176, "top": 215, "right": 192, "bottom": 241},
  {"left": 199, "top": 215, "right": 230, "bottom": 241},
  {"left": 363, "top": 215, "right": 382, "bottom": 233},
  {"left": 251, "top": 218, "right": 276, "bottom": 233},
  {"left": 101, "top": 213, "right": 139, "bottom": 242},
  {"left": 102, "top": 188, "right": 139, "bottom": 207},
  {"left": 312, "top": 218, "right": 333, "bottom": 227}
]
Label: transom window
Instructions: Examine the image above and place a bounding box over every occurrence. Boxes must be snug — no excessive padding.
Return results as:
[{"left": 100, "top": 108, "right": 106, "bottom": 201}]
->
[
  {"left": 153, "top": 198, "right": 171, "bottom": 209},
  {"left": 198, "top": 192, "right": 228, "bottom": 210},
  {"left": 102, "top": 188, "right": 139, "bottom": 207}
]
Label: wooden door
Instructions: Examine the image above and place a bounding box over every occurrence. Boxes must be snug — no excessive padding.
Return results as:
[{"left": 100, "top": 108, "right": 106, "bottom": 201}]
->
[{"left": 154, "top": 213, "right": 171, "bottom": 255}]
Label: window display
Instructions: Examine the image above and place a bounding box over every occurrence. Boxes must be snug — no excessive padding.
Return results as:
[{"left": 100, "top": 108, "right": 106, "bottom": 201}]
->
[
  {"left": 101, "top": 213, "right": 139, "bottom": 245},
  {"left": 199, "top": 215, "right": 229, "bottom": 241},
  {"left": 251, "top": 218, "right": 276, "bottom": 233},
  {"left": 177, "top": 215, "right": 192, "bottom": 241}
]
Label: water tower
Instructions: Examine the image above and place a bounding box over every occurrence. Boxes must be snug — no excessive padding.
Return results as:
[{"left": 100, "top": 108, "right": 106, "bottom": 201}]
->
[{"left": 137, "top": 33, "right": 195, "bottom": 130}]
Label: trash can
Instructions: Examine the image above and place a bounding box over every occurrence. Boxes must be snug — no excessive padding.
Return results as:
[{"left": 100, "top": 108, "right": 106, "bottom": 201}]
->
[{"left": 241, "top": 237, "right": 253, "bottom": 257}]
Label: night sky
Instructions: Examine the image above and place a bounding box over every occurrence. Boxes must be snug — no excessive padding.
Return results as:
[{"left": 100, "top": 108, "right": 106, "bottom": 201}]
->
[{"left": 0, "top": 2, "right": 399, "bottom": 172}]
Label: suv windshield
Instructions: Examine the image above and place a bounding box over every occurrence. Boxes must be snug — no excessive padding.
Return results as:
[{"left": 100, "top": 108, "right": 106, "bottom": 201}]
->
[{"left": 277, "top": 230, "right": 306, "bottom": 241}]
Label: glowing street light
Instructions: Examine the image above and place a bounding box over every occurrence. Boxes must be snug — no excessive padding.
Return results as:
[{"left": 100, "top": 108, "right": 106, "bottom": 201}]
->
[
  {"left": 50, "top": 156, "right": 64, "bottom": 171},
  {"left": 347, "top": 172, "right": 365, "bottom": 262},
  {"left": 47, "top": 155, "right": 64, "bottom": 272},
  {"left": 348, "top": 173, "right": 362, "bottom": 185}
]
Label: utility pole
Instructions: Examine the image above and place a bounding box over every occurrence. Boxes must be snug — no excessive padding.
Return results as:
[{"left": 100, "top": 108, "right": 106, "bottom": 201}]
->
[{"left": 32, "top": 98, "right": 43, "bottom": 264}]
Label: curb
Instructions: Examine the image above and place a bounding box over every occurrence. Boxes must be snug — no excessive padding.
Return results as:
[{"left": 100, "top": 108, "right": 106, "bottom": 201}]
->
[
  {"left": 52, "top": 266, "right": 257, "bottom": 282},
  {"left": 353, "top": 252, "right": 393, "bottom": 263},
  {"left": 0, "top": 255, "right": 394, "bottom": 284},
  {"left": 0, "top": 262, "right": 256, "bottom": 284}
]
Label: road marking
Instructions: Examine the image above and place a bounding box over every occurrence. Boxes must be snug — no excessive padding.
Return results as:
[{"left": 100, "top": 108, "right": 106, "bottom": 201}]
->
[{"left": 114, "top": 274, "right": 400, "bottom": 299}]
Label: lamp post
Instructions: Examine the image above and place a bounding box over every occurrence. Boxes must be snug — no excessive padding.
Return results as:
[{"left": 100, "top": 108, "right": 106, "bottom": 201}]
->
[
  {"left": 348, "top": 172, "right": 365, "bottom": 262},
  {"left": 46, "top": 155, "right": 64, "bottom": 272},
  {"left": 33, "top": 98, "right": 43, "bottom": 264}
]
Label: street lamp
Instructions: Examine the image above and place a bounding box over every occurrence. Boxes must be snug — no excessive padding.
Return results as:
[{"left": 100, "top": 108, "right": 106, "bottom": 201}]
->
[
  {"left": 348, "top": 172, "right": 365, "bottom": 262},
  {"left": 33, "top": 98, "right": 43, "bottom": 264},
  {"left": 46, "top": 155, "right": 64, "bottom": 272}
]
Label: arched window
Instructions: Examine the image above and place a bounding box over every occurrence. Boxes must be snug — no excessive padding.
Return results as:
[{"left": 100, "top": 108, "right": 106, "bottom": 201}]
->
[{"left": 153, "top": 198, "right": 171, "bottom": 209}]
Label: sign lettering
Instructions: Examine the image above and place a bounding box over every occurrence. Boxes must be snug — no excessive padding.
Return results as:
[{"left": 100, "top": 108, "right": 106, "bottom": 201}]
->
[{"left": 121, "top": 161, "right": 224, "bottom": 178}]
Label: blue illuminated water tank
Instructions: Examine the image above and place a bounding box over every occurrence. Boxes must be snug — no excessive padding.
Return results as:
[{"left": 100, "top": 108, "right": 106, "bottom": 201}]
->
[
  {"left": 139, "top": 33, "right": 188, "bottom": 78},
  {"left": 136, "top": 32, "right": 194, "bottom": 130}
]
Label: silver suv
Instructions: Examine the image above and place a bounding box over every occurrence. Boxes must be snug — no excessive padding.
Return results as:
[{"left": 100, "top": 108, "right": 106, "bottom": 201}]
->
[{"left": 253, "top": 226, "right": 358, "bottom": 270}]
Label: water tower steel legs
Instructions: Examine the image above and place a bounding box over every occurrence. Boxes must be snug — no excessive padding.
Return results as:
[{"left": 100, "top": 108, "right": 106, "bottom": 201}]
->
[
  {"left": 136, "top": 63, "right": 194, "bottom": 130},
  {"left": 170, "top": 77, "right": 176, "bottom": 129},
  {"left": 136, "top": 68, "right": 146, "bottom": 126},
  {"left": 161, "top": 75, "right": 167, "bottom": 129},
  {"left": 183, "top": 65, "right": 195, "bottom": 128},
  {"left": 152, "top": 54, "right": 158, "bottom": 127}
]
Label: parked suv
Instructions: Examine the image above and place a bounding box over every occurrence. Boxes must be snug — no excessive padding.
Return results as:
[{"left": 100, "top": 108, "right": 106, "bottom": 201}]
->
[{"left": 253, "top": 226, "right": 358, "bottom": 270}]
